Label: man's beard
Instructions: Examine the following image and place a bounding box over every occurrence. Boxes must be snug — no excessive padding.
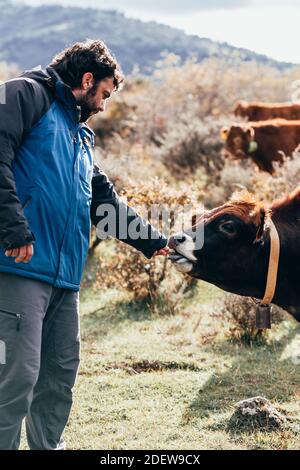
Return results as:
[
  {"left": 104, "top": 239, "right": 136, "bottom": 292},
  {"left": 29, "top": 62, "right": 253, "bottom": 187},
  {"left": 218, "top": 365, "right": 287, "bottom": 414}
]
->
[{"left": 76, "top": 85, "right": 100, "bottom": 122}]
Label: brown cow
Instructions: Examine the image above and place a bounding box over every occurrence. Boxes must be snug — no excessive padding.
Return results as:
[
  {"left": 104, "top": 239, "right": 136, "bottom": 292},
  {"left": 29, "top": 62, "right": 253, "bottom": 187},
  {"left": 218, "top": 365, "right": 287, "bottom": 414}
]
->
[
  {"left": 169, "top": 188, "right": 300, "bottom": 322},
  {"left": 234, "top": 100, "right": 300, "bottom": 121},
  {"left": 221, "top": 119, "right": 300, "bottom": 174}
]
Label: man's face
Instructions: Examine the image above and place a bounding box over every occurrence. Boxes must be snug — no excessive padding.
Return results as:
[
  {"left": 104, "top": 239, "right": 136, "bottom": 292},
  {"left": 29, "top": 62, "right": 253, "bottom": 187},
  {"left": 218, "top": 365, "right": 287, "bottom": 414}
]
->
[{"left": 74, "top": 75, "right": 115, "bottom": 122}]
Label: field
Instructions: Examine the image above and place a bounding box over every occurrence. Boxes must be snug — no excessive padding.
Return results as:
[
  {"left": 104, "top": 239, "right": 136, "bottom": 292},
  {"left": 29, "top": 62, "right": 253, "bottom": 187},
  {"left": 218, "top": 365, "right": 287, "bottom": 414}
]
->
[{"left": 63, "top": 271, "right": 300, "bottom": 450}]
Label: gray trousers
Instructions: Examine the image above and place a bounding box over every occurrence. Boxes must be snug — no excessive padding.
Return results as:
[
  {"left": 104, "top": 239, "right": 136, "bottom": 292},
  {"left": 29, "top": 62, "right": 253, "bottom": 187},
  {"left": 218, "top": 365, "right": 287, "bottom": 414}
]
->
[{"left": 0, "top": 272, "right": 80, "bottom": 450}]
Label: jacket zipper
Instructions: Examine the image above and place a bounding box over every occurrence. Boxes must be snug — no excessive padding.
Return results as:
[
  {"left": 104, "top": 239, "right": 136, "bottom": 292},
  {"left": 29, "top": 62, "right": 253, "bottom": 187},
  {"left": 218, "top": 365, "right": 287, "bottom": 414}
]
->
[{"left": 0, "top": 309, "right": 21, "bottom": 331}]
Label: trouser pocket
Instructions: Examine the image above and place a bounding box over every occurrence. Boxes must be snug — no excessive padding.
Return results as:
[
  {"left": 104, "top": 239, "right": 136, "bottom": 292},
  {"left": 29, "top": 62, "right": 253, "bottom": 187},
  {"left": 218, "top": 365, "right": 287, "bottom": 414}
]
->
[{"left": 0, "top": 308, "right": 21, "bottom": 367}]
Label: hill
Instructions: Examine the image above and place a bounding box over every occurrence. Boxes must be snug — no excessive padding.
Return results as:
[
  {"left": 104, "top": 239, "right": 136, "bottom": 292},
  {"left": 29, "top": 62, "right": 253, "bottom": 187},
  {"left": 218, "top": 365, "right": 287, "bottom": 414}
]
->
[{"left": 0, "top": 0, "right": 294, "bottom": 73}]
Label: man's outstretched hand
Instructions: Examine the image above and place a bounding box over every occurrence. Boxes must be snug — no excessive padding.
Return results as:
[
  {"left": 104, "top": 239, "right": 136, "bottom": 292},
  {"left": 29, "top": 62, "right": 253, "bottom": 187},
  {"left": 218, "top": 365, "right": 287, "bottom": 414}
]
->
[
  {"left": 153, "top": 246, "right": 170, "bottom": 257},
  {"left": 5, "top": 243, "right": 34, "bottom": 263}
]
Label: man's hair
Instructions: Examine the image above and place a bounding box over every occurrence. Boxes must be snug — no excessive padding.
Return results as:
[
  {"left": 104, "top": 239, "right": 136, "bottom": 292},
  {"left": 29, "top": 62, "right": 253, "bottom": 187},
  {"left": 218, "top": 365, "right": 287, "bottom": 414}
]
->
[{"left": 50, "top": 39, "right": 124, "bottom": 90}]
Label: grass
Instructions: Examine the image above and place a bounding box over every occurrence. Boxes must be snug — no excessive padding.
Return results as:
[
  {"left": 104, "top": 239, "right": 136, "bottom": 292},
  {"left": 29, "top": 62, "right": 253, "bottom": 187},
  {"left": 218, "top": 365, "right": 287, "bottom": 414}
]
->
[
  {"left": 68, "top": 277, "right": 300, "bottom": 450},
  {"left": 20, "top": 261, "right": 300, "bottom": 450}
]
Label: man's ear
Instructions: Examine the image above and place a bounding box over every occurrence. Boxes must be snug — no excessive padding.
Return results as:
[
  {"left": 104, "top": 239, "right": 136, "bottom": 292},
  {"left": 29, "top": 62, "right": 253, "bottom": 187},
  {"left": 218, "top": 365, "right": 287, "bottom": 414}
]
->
[
  {"left": 254, "top": 208, "right": 267, "bottom": 244},
  {"left": 82, "top": 72, "right": 94, "bottom": 90}
]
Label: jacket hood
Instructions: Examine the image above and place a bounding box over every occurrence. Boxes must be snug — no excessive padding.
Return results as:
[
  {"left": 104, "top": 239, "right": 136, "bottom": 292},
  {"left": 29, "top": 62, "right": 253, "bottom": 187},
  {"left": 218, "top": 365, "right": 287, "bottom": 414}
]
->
[{"left": 21, "top": 67, "right": 82, "bottom": 123}]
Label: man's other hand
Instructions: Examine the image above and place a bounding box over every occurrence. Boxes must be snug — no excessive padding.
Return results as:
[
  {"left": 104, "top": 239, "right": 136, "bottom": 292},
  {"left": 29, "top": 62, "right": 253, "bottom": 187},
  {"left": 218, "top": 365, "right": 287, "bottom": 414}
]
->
[
  {"left": 5, "top": 243, "right": 34, "bottom": 263},
  {"left": 153, "top": 246, "right": 170, "bottom": 257}
]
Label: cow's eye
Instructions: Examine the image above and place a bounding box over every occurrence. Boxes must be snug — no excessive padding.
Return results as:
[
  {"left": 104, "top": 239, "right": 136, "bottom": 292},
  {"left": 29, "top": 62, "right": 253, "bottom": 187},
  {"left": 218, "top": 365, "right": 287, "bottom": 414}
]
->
[{"left": 219, "top": 221, "right": 237, "bottom": 237}]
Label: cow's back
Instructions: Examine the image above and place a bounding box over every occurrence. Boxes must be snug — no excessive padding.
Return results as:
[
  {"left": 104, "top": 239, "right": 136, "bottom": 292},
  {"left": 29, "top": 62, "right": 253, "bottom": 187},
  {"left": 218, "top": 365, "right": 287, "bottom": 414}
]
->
[
  {"left": 234, "top": 101, "right": 300, "bottom": 121},
  {"left": 254, "top": 119, "right": 300, "bottom": 164}
]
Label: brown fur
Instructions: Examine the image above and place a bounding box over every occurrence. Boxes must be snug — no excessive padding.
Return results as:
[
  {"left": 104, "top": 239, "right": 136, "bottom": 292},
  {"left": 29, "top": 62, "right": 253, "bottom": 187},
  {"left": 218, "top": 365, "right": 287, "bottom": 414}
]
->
[
  {"left": 206, "top": 187, "right": 300, "bottom": 226},
  {"left": 192, "top": 191, "right": 265, "bottom": 232},
  {"left": 187, "top": 187, "right": 300, "bottom": 320},
  {"left": 234, "top": 100, "right": 300, "bottom": 121},
  {"left": 223, "top": 119, "right": 300, "bottom": 173}
]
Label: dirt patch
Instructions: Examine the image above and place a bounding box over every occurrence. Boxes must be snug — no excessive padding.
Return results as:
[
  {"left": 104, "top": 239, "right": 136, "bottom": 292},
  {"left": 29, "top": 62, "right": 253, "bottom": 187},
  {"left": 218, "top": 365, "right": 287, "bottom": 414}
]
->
[
  {"left": 227, "top": 396, "right": 288, "bottom": 433},
  {"left": 104, "top": 359, "right": 202, "bottom": 374}
]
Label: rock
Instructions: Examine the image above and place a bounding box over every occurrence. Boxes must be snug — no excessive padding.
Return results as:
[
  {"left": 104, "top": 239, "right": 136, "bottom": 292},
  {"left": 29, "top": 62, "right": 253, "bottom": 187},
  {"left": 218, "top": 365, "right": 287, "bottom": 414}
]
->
[{"left": 227, "top": 396, "right": 288, "bottom": 432}]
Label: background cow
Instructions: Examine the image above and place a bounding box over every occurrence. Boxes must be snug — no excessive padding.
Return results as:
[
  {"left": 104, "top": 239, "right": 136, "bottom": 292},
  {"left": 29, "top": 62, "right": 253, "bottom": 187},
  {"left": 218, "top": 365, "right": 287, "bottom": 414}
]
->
[
  {"left": 234, "top": 100, "right": 300, "bottom": 121},
  {"left": 221, "top": 119, "right": 300, "bottom": 174},
  {"left": 169, "top": 188, "right": 300, "bottom": 322}
]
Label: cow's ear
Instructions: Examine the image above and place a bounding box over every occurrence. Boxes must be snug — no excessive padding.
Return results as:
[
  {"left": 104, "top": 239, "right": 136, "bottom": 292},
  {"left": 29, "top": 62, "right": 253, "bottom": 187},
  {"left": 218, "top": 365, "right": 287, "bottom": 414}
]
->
[
  {"left": 220, "top": 127, "right": 229, "bottom": 141},
  {"left": 254, "top": 208, "right": 267, "bottom": 244}
]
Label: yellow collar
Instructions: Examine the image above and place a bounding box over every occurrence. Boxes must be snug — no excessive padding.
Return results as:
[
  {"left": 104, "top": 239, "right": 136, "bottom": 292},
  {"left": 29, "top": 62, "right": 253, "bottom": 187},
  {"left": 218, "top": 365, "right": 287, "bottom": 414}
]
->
[{"left": 261, "top": 217, "right": 280, "bottom": 305}]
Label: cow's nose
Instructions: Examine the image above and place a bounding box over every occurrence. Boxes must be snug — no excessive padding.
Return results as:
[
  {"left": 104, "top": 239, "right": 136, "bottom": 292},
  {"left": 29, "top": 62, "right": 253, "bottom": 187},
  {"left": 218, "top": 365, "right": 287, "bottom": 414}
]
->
[
  {"left": 169, "top": 234, "right": 186, "bottom": 249},
  {"left": 174, "top": 234, "right": 186, "bottom": 244}
]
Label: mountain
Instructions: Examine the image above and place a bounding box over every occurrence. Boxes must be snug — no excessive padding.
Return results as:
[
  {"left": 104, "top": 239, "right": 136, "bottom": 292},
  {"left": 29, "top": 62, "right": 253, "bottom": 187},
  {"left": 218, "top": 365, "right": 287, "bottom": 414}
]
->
[{"left": 0, "top": 0, "right": 294, "bottom": 73}]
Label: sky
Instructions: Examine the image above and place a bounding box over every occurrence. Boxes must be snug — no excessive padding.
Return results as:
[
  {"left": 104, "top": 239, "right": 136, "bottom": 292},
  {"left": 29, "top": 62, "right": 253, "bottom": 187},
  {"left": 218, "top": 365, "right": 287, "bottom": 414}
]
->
[{"left": 18, "top": 0, "right": 300, "bottom": 63}]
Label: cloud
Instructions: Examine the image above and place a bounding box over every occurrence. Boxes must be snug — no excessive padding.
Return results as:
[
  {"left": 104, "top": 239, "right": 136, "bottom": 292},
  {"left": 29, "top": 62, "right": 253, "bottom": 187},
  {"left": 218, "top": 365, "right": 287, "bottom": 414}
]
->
[
  {"left": 20, "top": 0, "right": 251, "bottom": 14},
  {"left": 99, "top": 0, "right": 251, "bottom": 13},
  {"left": 19, "top": 0, "right": 300, "bottom": 13},
  {"left": 106, "top": 0, "right": 300, "bottom": 11}
]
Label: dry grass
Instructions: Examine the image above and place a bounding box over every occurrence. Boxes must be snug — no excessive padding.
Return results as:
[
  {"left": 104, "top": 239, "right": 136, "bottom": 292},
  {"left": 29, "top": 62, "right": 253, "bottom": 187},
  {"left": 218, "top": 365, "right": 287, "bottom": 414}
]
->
[{"left": 63, "top": 282, "right": 300, "bottom": 449}]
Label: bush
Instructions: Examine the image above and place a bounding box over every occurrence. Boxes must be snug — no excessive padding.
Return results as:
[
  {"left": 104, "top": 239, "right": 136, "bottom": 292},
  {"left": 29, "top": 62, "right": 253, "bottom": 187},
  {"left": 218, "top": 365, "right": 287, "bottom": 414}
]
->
[
  {"left": 253, "top": 149, "right": 300, "bottom": 202},
  {"left": 91, "top": 56, "right": 297, "bottom": 151},
  {"left": 202, "top": 148, "right": 300, "bottom": 209},
  {"left": 95, "top": 178, "right": 200, "bottom": 313},
  {"left": 0, "top": 61, "right": 20, "bottom": 83},
  {"left": 93, "top": 141, "right": 171, "bottom": 194},
  {"left": 221, "top": 294, "right": 286, "bottom": 345},
  {"left": 91, "top": 95, "right": 138, "bottom": 146},
  {"left": 157, "top": 116, "right": 227, "bottom": 179}
]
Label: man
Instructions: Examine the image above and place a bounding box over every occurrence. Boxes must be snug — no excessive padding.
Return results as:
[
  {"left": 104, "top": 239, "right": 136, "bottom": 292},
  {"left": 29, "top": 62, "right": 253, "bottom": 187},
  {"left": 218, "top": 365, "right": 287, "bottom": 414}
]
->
[{"left": 0, "top": 40, "right": 169, "bottom": 450}]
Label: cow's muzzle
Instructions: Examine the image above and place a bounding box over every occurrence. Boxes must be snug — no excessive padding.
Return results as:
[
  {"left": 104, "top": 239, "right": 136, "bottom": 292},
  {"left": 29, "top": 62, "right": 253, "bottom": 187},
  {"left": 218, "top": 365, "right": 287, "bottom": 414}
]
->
[{"left": 168, "top": 233, "right": 197, "bottom": 273}]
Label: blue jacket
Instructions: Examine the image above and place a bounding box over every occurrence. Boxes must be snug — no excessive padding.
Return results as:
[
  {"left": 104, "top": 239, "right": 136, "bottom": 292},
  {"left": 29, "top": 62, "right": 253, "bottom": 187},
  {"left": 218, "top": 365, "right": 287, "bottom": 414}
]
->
[{"left": 0, "top": 67, "right": 167, "bottom": 290}]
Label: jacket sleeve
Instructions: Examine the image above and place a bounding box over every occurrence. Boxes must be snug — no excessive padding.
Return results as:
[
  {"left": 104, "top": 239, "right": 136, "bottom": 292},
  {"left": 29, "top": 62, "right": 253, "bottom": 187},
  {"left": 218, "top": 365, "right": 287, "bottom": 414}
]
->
[
  {"left": 90, "top": 164, "right": 168, "bottom": 259},
  {"left": 0, "top": 78, "right": 48, "bottom": 249}
]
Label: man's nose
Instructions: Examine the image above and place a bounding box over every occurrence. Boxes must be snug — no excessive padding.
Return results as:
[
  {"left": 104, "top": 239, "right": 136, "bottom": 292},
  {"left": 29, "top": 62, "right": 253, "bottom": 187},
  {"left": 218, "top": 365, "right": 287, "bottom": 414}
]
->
[{"left": 168, "top": 234, "right": 186, "bottom": 249}]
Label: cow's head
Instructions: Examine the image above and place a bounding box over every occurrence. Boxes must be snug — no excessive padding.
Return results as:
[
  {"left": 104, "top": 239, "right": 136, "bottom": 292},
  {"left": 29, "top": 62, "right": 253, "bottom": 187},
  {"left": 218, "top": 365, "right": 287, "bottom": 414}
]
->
[
  {"left": 221, "top": 124, "right": 257, "bottom": 160},
  {"left": 169, "top": 192, "right": 270, "bottom": 299}
]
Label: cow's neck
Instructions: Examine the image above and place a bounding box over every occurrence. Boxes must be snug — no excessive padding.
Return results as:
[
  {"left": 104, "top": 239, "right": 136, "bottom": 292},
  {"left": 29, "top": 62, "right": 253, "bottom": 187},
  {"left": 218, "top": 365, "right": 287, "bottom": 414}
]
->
[
  {"left": 251, "top": 126, "right": 285, "bottom": 173},
  {"left": 270, "top": 194, "right": 300, "bottom": 317}
]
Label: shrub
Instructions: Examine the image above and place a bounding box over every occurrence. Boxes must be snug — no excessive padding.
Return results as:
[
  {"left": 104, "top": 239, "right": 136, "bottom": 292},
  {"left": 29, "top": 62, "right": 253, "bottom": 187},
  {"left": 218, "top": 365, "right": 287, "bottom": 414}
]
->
[
  {"left": 157, "top": 116, "right": 227, "bottom": 179},
  {"left": 253, "top": 149, "right": 300, "bottom": 202},
  {"left": 91, "top": 95, "right": 138, "bottom": 146},
  {"left": 221, "top": 294, "right": 286, "bottom": 345},
  {"left": 95, "top": 178, "right": 200, "bottom": 312},
  {"left": 202, "top": 149, "right": 300, "bottom": 209},
  {"left": 91, "top": 56, "right": 297, "bottom": 151},
  {"left": 0, "top": 61, "right": 20, "bottom": 83}
]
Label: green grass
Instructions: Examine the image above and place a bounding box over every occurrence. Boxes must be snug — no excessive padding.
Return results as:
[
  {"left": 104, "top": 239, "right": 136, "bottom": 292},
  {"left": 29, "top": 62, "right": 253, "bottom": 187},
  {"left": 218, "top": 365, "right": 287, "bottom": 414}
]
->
[
  {"left": 65, "top": 278, "right": 300, "bottom": 450},
  {"left": 20, "top": 271, "right": 300, "bottom": 450}
]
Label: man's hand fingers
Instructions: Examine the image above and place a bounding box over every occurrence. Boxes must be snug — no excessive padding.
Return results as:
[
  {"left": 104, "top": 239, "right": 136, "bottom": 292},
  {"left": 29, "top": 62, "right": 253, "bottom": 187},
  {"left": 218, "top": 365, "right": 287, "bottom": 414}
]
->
[
  {"left": 15, "top": 246, "right": 28, "bottom": 263},
  {"left": 14, "top": 244, "right": 34, "bottom": 263},
  {"left": 5, "top": 244, "right": 34, "bottom": 263},
  {"left": 153, "top": 247, "right": 170, "bottom": 257},
  {"left": 11, "top": 248, "right": 20, "bottom": 258},
  {"left": 23, "top": 244, "right": 34, "bottom": 263}
]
